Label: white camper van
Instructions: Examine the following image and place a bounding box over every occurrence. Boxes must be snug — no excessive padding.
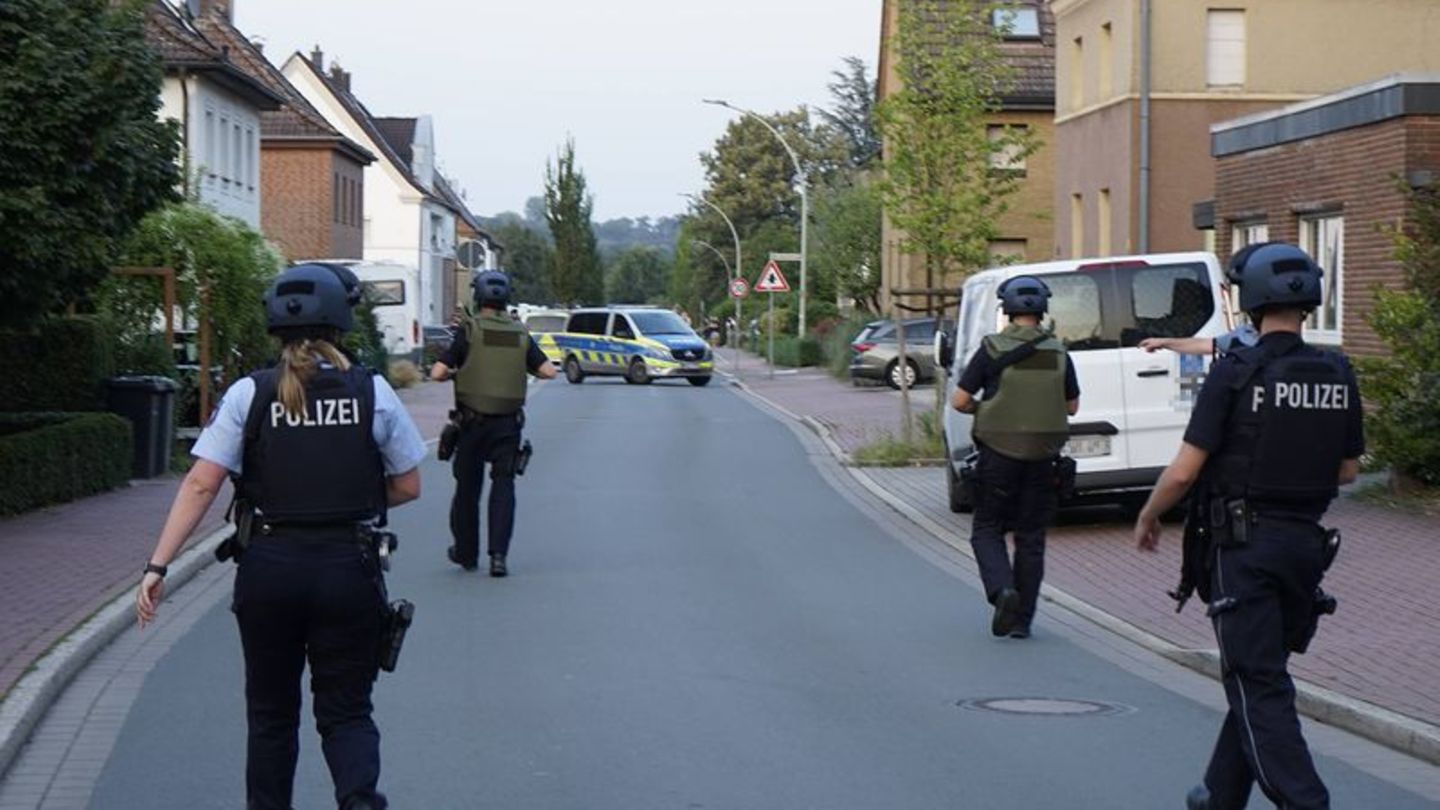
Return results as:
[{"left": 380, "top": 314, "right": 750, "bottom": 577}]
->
[
  {"left": 935, "top": 252, "right": 1231, "bottom": 512},
  {"left": 303, "top": 260, "right": 422, "bottom": 360}
]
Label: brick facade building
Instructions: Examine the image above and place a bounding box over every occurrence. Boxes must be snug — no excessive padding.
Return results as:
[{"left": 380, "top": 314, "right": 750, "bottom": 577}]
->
[{"left": 1211, "top": 75, "right": 1440, "bottom": 357}]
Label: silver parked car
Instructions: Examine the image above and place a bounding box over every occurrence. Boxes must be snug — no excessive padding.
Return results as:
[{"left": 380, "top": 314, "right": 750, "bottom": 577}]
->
[{"left": 848, "top": 318, "right": 945, "bottom": 389}]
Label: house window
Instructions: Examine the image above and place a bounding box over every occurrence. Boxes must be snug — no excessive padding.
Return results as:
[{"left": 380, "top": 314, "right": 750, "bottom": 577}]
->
[
  {"left": 1231, "top": 220, "right": 1268, "bottom": 253},
  {"left": 204, "top": 111, "right": 216, "bottom": 177},
  {"left": 987, "top": 124, "right": 1028, "bottom": 173},
  {"left": 989, "top": 239, "right": 1028, "bottom": 263},
  {"left": 333, "top": 173, "right": 341, "bottom": 223},
  {"left": 993, "top": 6, "right": 1040, "bottom": 39},
  {"left": 218, "top": 116, "right": 229, "bottom": 182},
  {"left": 1098, "top": 189, "right": 1112, "bottom": 255},
  {"left": 1070, "top": 37, "right": 1084, "bottom": 109},
  {"left": 1070, "top": 193, "right": 1084, "bottom": 257},
  {"left": 1207, "top": 9, "right": 1246, "bottom": 87},
  {"left": 354, "top": 179, "right": 363, "bottom": 225},
  {"left": 245, "top": 127, "right": 255, "bottom": 191},
  {"left": 232, "top": 123, "right": 241, "bottom": 187},
  {"left": 1099, "top": 23, "right": 1114, "bottom": 98},
  {"left": 1299, "top": 214, "right": 1344, "bottom": 342}
]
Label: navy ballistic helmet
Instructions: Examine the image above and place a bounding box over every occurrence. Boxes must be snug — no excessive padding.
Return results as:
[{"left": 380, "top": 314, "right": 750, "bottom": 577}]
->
[
  {"left": 316, "top": 262, "right": 364, "bottom": 307},
  {"left": 472, "top": 270, "right": 512, "bottom": 308},
  {"left": 264, "top": 263, "right": 355, "bottom": 334},
  {"left": 1232, "top": 242, "right": 1323, "bottom": 314},
  {"left": 1225, "top": 241, "right": 1277, "bottom": 286},
  {"left": 998, "top": 275, "right": 1052, "bottom": 316}
]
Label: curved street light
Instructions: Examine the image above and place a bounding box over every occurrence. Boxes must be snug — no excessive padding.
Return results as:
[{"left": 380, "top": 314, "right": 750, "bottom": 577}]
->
[
  {"left": 691, "top": 239, "right": 732, "bottom": 277},
  {"left": 680, "top": 192, "right": 743, "bottom": 377},
  {"left": 702, "top": 98, "right": 809, "bottom": 335}
]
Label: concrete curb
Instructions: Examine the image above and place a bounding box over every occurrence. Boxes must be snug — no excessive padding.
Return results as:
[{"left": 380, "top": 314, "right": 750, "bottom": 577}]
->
[
  {"left": 732, "top": 381, "right": 1440, "bottom": 766},
  {"left": 0, "top": 523, "right": 233, "bottom": 779}
]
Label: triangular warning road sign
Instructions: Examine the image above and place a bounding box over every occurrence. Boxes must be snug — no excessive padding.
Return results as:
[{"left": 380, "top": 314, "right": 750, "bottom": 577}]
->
[{"left": 754, "top": 260, "right": 791, "bottom": 292}]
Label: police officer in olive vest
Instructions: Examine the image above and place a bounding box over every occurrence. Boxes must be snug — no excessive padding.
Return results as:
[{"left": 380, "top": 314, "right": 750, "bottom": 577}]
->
[
  {"left": 951, "top": 276, "right": 1080, "bottom": 639},
  {"left": 1134, "top": 244, "right": 1364, "bottom": 810},
  {"left": 430, "top": 270, "right": 556, "bottom": 576}
]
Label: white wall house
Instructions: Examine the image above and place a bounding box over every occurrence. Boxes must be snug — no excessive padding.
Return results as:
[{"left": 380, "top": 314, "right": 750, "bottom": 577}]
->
[{"left": 283, "top": 51, "right": 460, "bottom": 327}]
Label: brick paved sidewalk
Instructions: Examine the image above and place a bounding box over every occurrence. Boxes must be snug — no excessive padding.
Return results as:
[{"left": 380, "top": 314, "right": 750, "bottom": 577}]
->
[
  {"left": 0, "top": 380, "right": 451, "bottom": 703},
  {"left": 733, "top": 355, "right": 1440, "bottom": 730}
]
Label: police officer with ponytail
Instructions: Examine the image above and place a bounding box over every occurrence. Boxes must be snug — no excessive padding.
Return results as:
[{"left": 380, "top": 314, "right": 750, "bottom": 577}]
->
[
  {"left": 136, "top": 264, "right": 426, "bottom": 810},
  {"left": 430, "top": 270, "right": 556, "bottom": 576},
  {"left": 1134, "top": 243, "right": 1363, "bottom": 810},
  {"left": 951, "top": 275, "right": 1080, "bottom": 639}
]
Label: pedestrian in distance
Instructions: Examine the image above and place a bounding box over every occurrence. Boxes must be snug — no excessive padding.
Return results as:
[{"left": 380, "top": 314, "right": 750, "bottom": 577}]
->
[
  {"left": 950, "top": 275, "right": 1080, "bottom": 639},
  {"left": 136, "top": 263, "right": 427, "bottom": 810},
  {"left": 1133, "top": 243, "right": 1364, "bottom": 810},
  {"left": 430, "top": 270, "right": 556, "bottom": 577}
]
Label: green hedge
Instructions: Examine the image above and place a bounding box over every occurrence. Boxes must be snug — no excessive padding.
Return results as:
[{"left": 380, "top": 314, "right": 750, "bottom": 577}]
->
[
  {"left": 771, "top": 337, "right": 822, "bottom": 368},
  {"left": 0, "top": 413, "right": 132, "bottom": 515},
  {"left": 0, "top": 317, "right": 116, "bottom": 412}
]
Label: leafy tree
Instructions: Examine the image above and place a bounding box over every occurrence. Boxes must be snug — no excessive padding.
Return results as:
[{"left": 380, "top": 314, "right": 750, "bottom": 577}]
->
[
  {"left": 819, "top": 56, "right": 881, "bottom": 170},
  {"left": 0, "top": 0, "right": 181, "bottom": 327},
  {"left": 543, "top": 139, "right": 603, "bottom": 305},
  {"left": 875, "top": 0, "right": 1038, "bottom": 303},
  {"left": 813, "top": 177, "right": 883, "bottom": 313},
  {"left": 606, "top": 246, "right": 670, "bottom": 304},
  {"left": 493, "top": 220, "right": 554, "bottom": 304}
]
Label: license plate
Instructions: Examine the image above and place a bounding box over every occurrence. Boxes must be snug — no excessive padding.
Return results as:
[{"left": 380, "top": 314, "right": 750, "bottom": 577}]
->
[
  {"left": 1064, "top": 435, "right": 1111, "bottom": 459},
  {"left": 682, "top": 362, "right": 699, "bottom": 370}
]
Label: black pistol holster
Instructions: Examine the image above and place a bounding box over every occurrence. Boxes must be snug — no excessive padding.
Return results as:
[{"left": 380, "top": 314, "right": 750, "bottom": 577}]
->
[
  {"left": 378, "top": 599, "right": 415, "bottom": 673},
  {"left": 215, "top": 495, "right": 257, "bottom": 563},
  {"left": 516, "top": 439, "right": 534, "bottom": 476},
  {"left": 1169, "top": 496, "right": 1216, "bottom": 613},
  {"left": 959, "top": 451, "right": 981, "bottom": 505},
  {"left": 437, "top": 410, "right": 462, "bottom": 461},
  {"left": 1290, "top": 528, "right": 1342, "bottom": 654}
]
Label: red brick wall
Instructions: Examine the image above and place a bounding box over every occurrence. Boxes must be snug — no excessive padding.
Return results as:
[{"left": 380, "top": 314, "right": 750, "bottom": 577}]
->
[
  {"left": 260, "top": 145, "right": 364, "bottom": 261},
  {"left": 1214, "top": 117, "right": 1440, "bottom": 357}
]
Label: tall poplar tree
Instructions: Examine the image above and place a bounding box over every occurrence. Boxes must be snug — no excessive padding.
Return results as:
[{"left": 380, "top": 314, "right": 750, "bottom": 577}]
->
[{"left": 543, "top": 139, "right": 603, "bottom": 305}]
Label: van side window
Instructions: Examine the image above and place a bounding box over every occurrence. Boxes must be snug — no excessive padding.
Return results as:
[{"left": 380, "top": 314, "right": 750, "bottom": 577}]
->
[
  {"left": 611, "top": 316, "right": 635, "bottom": 340},
  {"left": 1044, "top": 273, "right": 1112, "bottom": 351},
  {"left": 362, "top": 280, "right": 404, "bottom": 306},
  {"left": 569, "top": 313, "right": 607, "bottom": 335},
  {"left": 1122, "top": 263, "right": 1214, "bottom": 345}
]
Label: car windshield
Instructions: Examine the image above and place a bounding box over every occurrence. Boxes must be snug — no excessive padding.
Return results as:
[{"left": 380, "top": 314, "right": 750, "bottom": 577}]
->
[
  {"left": 629, "top": 311, "right": 693, "bottom": 336},
  {"left": 526, "top": 315, "right": 566, "bottom": 333}
]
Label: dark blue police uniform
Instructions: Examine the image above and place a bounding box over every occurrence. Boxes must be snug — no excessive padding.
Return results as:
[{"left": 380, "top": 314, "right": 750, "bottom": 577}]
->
[{"left": 1184, "top": 331, "right": 1363, "bottom": 810}]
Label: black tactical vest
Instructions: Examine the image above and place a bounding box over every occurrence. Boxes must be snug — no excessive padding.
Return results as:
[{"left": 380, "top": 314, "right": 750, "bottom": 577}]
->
[
  {"left": 1205, "top": 338, "right": 1352, "bottom": 512},
  {"left": 240, "top": 365, "right": 383, "bottom": 524}
]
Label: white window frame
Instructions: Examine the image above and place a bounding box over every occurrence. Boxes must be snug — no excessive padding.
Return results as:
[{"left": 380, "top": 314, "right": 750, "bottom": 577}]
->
[
  {"left": 1231, "top": 220, "right": 1268, "bottom": 250},
  {"left": 1206, "top": 9, "right": 1246, "bottom": 88},
  {"left": 1299, "top": 214, "right": 1344, "bottom": 344}
]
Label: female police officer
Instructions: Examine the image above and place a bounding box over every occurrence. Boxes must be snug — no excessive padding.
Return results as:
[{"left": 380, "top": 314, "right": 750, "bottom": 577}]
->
[{"left": 136, "top": 263, "right": 426, "bottom": 810}]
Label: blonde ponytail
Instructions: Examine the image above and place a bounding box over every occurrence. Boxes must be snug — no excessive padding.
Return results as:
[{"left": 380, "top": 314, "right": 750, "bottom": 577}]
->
[{"left": 276, "top": 338, "right": 352, "bottom": 417}]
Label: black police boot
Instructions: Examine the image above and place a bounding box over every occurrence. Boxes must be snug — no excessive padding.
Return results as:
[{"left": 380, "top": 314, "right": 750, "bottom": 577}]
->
[
  {"left": 991, "top": 588, "right": 1021, "bottom": 637},
  {"left": 489, "top": 554, "right": 508, "bottom": 578},
  {"left": 1007, "top": 624, "right": 1031, "bottom": 640},
  {"left": 1185, "top": 783, "right": 1211, "bottom": 810},
  {"left": 447, "top": 546, "right": 477, "bottom": 572}
]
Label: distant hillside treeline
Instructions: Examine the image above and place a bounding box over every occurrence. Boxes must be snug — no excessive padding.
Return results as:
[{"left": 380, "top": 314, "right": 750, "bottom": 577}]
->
[{"left": 482, "top": 196, "right": 681, "bottom": 259}]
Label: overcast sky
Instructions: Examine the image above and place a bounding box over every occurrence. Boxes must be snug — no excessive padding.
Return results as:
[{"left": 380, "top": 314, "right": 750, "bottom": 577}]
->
[{"left": 235, "top": 0, "right": 882, "bottom": 222}]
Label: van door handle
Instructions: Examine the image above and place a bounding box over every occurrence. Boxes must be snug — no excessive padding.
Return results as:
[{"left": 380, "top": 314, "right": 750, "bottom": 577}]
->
[{"left": 1137, "top": 368, "right": 1170, "bottom": 378}]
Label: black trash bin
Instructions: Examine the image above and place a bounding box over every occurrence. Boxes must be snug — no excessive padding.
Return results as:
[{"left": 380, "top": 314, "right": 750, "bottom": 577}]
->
[{"left": 105, "top": 376, "right": 178, "bottom": 479}]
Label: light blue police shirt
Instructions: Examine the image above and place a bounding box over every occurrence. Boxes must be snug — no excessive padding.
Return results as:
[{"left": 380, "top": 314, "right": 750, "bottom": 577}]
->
[
  {"left": 1214, "top": 323, "right": 1259, "bottom": 355},
  {"left": 192, "top": 372, "right": 427, "bottom": 476}
]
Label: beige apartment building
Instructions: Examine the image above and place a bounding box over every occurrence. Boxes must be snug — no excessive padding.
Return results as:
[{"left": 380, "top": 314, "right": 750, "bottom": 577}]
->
[
  {"left": 877, "top": 0, "right": 1056, "bottom": 311},
  {"left": 1053, "top": 0, "right": 1440, "bottom": 260}
]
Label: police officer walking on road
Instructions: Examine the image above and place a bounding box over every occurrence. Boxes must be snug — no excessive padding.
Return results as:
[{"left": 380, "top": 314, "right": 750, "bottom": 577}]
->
[
  {"left": 951, "top": 276, "right": 1080, "bottom": 639},
  {"left": 1133, "top": 243, "right": 1364, "bottom": 810},
  {"left": 430, "top": 270, "right": 556, "bottom": 576},
  {"left": 136, "top": 264, "right": 427, "bottom": 809}
]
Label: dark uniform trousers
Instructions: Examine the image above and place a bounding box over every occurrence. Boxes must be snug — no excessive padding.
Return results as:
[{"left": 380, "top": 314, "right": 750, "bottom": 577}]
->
[
  {"left": 969, "top": 447, "right": 1057, "bottom": 625},
  {"left": 449, "top": 411, "right": 522, "bottom": 565},
  {"left": 1206, "top": 519, "right": 1330, "bottom": 810},
  {"left": 234, "top": 531, "right": 388, "bottom": 810}
]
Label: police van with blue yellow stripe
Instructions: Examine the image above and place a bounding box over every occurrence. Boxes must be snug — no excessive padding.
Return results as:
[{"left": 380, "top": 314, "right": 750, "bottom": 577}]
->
[{"left": 555, "top": 307, "right": 714, "bottom": 386}]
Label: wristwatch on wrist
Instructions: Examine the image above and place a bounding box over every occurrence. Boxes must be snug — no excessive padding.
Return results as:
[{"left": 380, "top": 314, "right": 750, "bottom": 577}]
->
[{"left": 143, "top": 562, "right": 168, "bottom": 578}]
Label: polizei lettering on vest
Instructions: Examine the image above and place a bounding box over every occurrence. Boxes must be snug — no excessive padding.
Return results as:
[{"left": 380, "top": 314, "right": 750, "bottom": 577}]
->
[
  {"left": 1250, "top": 383, "right": 1349, "bottom": 412},
  {"left": 269, "top": 398, "right": 362, "bottom": 428}
]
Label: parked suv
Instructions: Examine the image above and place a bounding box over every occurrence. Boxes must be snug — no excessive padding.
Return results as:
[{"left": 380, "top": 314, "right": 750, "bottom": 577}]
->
[
  {"left": 849, "top": 317, "right": 946, "bottom": 389},
  {"left": 935, "top": 252, "right": 1229, "bottom": 511},
  {"left": 555, "top": 307, "right": 714, "bottom": 386}
]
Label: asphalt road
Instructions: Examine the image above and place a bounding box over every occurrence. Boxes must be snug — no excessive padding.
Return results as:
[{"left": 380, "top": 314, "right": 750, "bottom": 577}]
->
[{"left": 85, "top": 377, "right": 1435, "bottom": 808}]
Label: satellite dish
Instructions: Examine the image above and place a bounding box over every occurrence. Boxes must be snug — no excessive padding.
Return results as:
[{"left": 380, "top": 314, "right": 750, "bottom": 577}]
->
[{"left": 456, "top": 239, "right": 486, "bottom": 271}]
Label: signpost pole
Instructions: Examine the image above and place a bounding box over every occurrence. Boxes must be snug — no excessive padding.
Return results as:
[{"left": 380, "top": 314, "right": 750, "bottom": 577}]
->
[{"left": 767, "top": 292, "right": 775, "bottom": 379}]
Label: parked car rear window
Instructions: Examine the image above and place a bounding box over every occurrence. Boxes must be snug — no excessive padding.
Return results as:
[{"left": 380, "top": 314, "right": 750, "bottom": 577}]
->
[{"left": 568, "top": 312, "right": 608, "bottom": 335}]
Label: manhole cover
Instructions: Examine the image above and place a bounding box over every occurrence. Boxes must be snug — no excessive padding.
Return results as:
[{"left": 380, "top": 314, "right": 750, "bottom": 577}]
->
[{"left": 957, "top": 697, "right": 1134, "bottom": 717}]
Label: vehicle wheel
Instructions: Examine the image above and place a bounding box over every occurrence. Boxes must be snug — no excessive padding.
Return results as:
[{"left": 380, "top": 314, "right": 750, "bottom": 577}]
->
[
  {"left": 626, "top": 358, "right": 651, "bottom": 385},
  {"left": 563, "top": 356, "right": 585, "bottom": 384},
  {"left": 885, "top": 359, "right": 920, "bottom": 390},
  {"left": 946, "top": 458, "right": 974, "bottom": 514},
  {"left": 687, "top": 376, "right": 711, "bottom": 387}
]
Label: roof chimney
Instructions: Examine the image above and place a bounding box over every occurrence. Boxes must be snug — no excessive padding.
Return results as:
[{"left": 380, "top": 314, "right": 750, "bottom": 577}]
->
[
  {"left": 329, "top": 63, "right": 351, "bottom": 93},
  {"left": 310, "top": 45, "right": 324, "bottom": 71}
]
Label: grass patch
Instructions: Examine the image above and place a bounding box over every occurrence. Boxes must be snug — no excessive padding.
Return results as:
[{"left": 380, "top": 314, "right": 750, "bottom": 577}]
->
[
  {"left": 1350, "top": 478, "right": 1440, "bottom": 516},
  {"left": 852, "top": 412, "right": 945, "bottom": 466}
]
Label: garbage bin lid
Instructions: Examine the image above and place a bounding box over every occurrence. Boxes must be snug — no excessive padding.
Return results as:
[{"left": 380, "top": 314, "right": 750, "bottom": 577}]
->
[{"left": 106, "top": 375, "right": 179, "bottom": 392}]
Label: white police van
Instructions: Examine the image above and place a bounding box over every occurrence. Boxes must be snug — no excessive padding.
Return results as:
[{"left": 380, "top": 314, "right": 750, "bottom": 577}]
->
[{"left": 936, "top": 252, "right": 1231, "bottom": 512}]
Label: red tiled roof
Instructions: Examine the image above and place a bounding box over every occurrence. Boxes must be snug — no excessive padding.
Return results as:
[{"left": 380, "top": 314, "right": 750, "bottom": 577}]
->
[{"left": 142, "top": 1, "right": 282, "bottom": 110}]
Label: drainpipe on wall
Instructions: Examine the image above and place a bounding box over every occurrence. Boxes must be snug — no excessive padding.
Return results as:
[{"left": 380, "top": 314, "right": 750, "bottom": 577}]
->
[
  {"left": 1138, "top": 0, "right": 1152, "bottom": 253},
  {"left": 179, "top": 68, "right": 191, "bottom": 191}
]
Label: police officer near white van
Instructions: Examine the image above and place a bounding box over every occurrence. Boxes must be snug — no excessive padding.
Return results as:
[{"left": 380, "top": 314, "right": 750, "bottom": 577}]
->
[
  {"left": 1133, "top": 243, "right": 1364, "bottom": 810},
  {"left": 951, "top": 276, "right": 1080, "bottom": 639},
  {"left": 136, "top": 264, "right": 426, "bottom": 810},
  {"left": 430, "top": 270, "right": 556, "bottom": 576}
]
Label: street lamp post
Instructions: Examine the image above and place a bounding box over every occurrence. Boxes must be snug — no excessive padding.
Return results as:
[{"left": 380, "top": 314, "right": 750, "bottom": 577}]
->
[
  {"left": 703, "top": 98, "right": 809, "bottom": 336},
  {"left": 691, "top": 238, "right": 741, "bottom": 377},
  {"left": 681, "top": 192, "right": 743, "bottom": 379}
]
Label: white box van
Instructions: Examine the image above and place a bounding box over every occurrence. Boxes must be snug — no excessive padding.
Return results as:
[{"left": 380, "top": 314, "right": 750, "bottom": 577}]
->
[
  {"left": 303, "top": 260, "right": 423, "bottom": 360},
  {"left": 936, "top": 252, "right": 1230, "bottom": 512}
]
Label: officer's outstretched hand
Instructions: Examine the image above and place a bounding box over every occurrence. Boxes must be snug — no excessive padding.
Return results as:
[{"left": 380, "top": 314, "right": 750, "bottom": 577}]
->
[
  {"left": 1134, "top": 515, "right": 1162, "bottom": 552},
  {"left": 136, "top": 573, "right": 165, "bottom": 628}
]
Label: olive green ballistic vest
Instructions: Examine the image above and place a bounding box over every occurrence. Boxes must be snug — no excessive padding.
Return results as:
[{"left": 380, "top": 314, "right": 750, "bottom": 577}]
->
[
  {"left": 455, "top": 311, "right": 529, "bottom": 415},
  {"left": 971, "top": 324, "right": 1070, "bottom": 461}
]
